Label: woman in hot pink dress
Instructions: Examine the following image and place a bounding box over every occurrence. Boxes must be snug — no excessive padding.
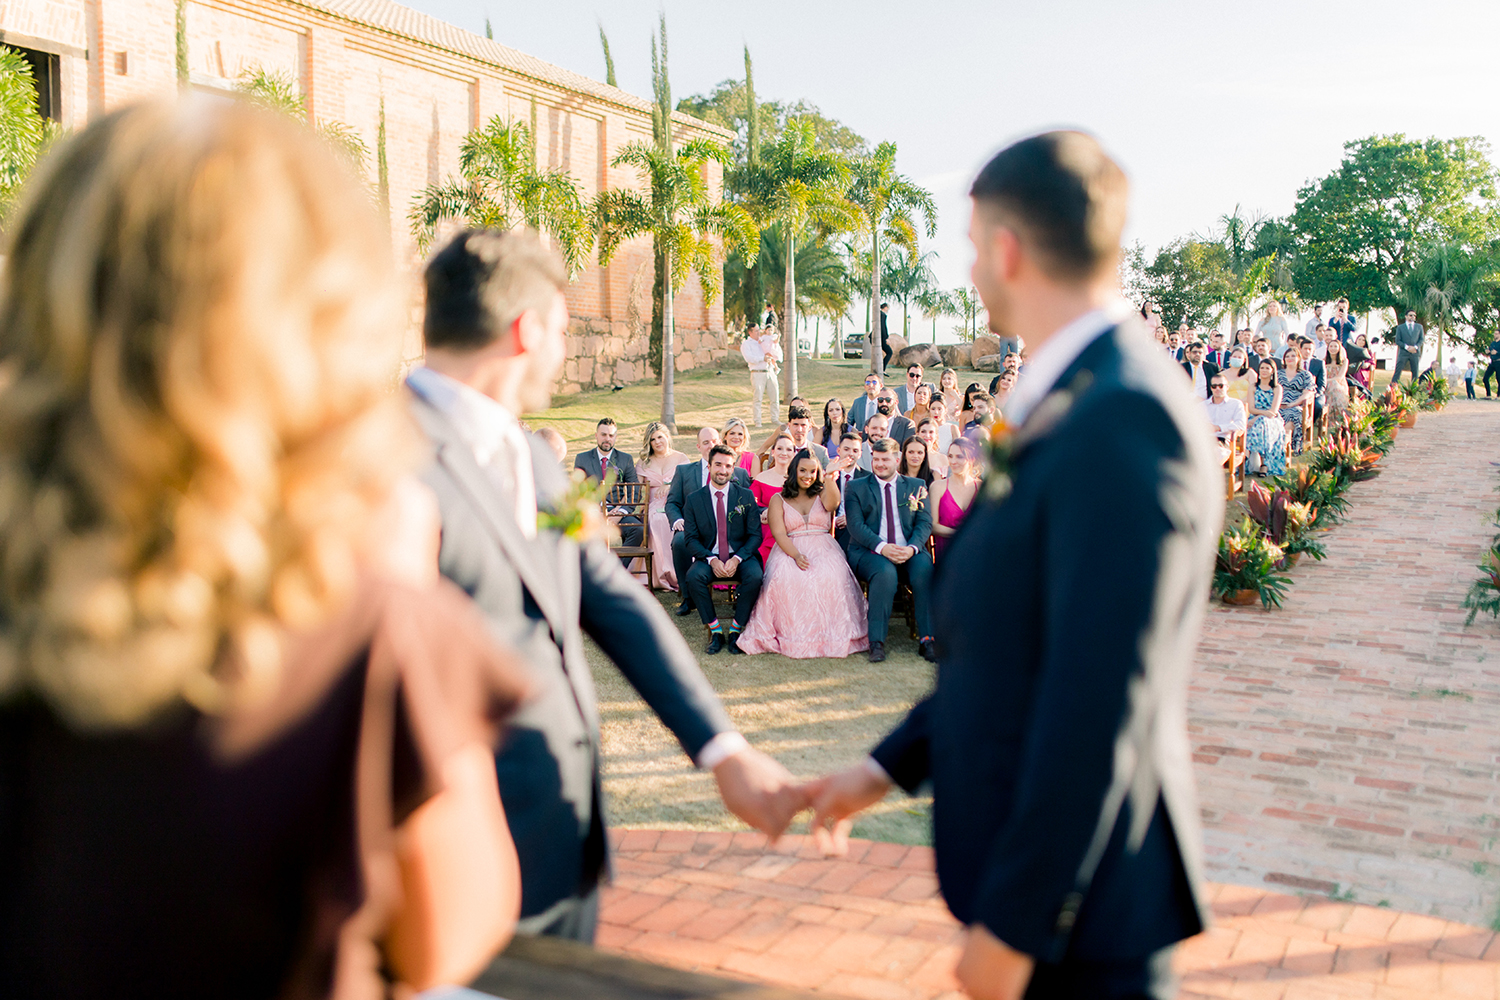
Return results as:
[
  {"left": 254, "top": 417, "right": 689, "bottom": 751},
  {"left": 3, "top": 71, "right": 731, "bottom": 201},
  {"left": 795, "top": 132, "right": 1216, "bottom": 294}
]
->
[
  {"left": 737, "top": 451, "right": 869, "bottom": 658},
  {"left": 750, "top": 433, "right": 796, "bottom": 564},
  {"left": 930, "top": 438, "right": 981, "bottom": 562}
]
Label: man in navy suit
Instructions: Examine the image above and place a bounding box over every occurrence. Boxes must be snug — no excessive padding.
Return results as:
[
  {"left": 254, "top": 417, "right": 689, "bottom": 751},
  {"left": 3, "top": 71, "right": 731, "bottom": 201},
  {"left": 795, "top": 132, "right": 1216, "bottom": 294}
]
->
[
  {"left": 806, "top": 132, "right": 1218, "bottom": 1000},
  {"left": 574, "top": 417, "right": 642, "bottom": 547},
  {"left": 666, "top": 427, "right": 751, "bottom": 617},
  {"left": 682, "top": 446, "right": 764, "bottom": 654},
  {"left": 844, "top": 437, "right": 934, "bottom": 663},
  {"left": 827, "top": 432, "right": 870, "bottom": 552}
]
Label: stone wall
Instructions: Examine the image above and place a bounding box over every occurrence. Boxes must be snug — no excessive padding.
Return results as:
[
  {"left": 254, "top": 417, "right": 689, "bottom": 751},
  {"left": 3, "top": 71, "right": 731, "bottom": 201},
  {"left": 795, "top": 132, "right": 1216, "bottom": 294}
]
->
[{"left": 557, "top": 319, "right": 728, "bottom": 395}]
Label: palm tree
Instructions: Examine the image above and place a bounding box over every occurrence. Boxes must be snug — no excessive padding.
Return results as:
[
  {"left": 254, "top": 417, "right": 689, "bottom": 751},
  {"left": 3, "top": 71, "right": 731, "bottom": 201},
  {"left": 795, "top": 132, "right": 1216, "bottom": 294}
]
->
[
  {"left": 738, "top": 118, "right": 855, "bottom": 397},
  {"left": 596, "top": 138, "right": 758, "bottom": 430},
  {"left": 915, "top": 286, "right": 955, "bottom": 344},
  {"left": 409, "top": 116, "right": 594, "bottom": 272},
  {"left": 1201, "top": 204, "right": 1270, "bottom": 331},
  {"left": 1398, "top": 242, "right": 1500, "bottom": 368},
  {"left": 848, "top": 142, "right": 937, "bottom": 374},
  {"left": 881, "top": 246, "right": 939, "bottom": 340},
  {"left": 235, "top": 67, "right": 368, "bottom": 173},
  {"left": 0, "top": 47, "right": 48, "bottom": 222},
  {"left": 950, "top": 286, "right": 986, "bottom": 340}
]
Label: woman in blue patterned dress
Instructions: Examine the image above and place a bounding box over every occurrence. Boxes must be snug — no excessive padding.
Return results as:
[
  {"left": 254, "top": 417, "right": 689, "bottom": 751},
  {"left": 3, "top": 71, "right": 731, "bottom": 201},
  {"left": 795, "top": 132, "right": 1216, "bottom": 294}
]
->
[
  {"left": 1245, "top": 359, "right": 1286, "bottom": 477},
  {"left": 1277, "top": 351, "right": 1316, "bottom": 455}
]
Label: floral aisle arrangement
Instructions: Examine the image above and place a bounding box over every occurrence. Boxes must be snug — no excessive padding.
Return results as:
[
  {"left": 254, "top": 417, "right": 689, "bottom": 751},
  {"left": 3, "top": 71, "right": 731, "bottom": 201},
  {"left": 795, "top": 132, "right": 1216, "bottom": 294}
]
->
[
  {"left": 1462, "top": 495, "right": 1500, "bottom": 625},
  {"left": 1407, "top": 376, "right": 1454, "bottom": 413},
  {"left": 1214, "top": 517, "right": 1292, "bottom": 608}
]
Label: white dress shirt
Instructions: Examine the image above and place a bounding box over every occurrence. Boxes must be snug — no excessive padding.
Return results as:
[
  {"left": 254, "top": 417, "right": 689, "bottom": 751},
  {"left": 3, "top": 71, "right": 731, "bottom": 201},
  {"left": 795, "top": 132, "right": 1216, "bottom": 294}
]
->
[
  {"left": 1004, "top": 300, "right": 1135, "bottom": 427},
  {"left": 873, "top": 474, "right": 908, "bottom": 555},
  {"left": 1187, "top": 361, "right": 1207, "bottom": 398},
  {"left": 407, "top": 366, "right": 536, "bottom": 538},
  {"left": 1203, "top": 397, "right": 1247, "bottom": 438},
  {"left": 740, "top": 337, "right": 767, "bottom": 371}
]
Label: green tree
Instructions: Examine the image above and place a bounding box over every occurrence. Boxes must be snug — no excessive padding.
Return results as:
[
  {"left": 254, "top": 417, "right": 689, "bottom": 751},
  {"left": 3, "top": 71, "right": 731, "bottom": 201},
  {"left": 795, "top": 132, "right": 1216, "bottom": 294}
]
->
[
  {"left": 598, "top": 23, "right": 616, "bottom": 87},
  {"left": 1396, "top": 242, "right": 1500, "bottom": 365},
  {"left": 738, "top": 118, "right": 855, "bottom": 396},
  {"left": 1290, "top": 135, "right": 1500, "bottom": 312},
  {"left": 915, "top": 286, "right": 955, "bottom": 344},
  {"left": 1140, "top": 238, "right": 1231, "bottom": 328},
  {"left": 950, "top": 286, "right": 986, "bottom": 341},
  {"left": 677, "top": 84, "right": 866, "bottom": 169},
  {"left": 848, "top": 142, "right": 937, "bottom": 373},
  {"left": 1202, "top": 205, "right": 1269, "bottom": 330},
  {"left": 0, "top": 47, "right": 50, "bottom": 222},
  {"left": 235, "top": 67, "right": 368, "bottom": 173},
  {"left": 409, "top": 116, "right": 593, "bottom": 272},
  {"left": 881, "top": 246, "right": 939, "bottom": 340}
]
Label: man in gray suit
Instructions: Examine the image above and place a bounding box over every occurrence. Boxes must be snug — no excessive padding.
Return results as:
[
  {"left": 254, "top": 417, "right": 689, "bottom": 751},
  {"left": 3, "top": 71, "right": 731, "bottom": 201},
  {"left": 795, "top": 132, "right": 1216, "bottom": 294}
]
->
[
  {"left": 1390, "top": 310, "right": 1424, "bottom": 386},
  {"left": 409, "top": 229, "right": 804, "bottom": 944}
]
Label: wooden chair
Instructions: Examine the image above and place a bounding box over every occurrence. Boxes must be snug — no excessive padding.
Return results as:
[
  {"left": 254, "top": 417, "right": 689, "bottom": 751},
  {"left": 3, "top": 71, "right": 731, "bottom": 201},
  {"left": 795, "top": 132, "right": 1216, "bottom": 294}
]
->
[
  {"left": 604, "top": 481, "right": 652, "bottom": 586},
  {"left": 1221, "top": 429, "right": 1246, "bottom": 501}
]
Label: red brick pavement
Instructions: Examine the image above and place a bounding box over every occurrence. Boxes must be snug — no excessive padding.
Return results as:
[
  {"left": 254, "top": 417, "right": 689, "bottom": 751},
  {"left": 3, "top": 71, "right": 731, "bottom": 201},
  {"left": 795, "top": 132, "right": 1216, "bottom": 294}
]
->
[
  {"left": 600, "top": 829, "right": 1500, "bottom": 999},
  {"left": 1190, "top": 402, "right": 1500, "bottom": 924}
]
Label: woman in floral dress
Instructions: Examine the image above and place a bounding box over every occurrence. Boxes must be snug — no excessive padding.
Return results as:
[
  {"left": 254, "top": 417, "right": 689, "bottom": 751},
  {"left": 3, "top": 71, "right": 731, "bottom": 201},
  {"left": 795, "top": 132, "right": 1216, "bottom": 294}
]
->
[
  {"left": 1278, "top": 351, "right": 1315, "bottom": 455},
  {"left": 1245, "top": 359, "right": 1286, "bottom": 477}
]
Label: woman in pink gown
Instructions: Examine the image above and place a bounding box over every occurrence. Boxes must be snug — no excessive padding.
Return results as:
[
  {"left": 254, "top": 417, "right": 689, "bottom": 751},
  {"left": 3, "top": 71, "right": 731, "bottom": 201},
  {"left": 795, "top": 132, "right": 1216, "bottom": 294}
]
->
[
  {"left": 737, "top": 451, "right": 869, "bottom": 658},
  {"left": 636, "top": 421, "right": 687, "bottom": 590},
  {"left": 750, "top": 433, "right": 796, "bottom": 564}
]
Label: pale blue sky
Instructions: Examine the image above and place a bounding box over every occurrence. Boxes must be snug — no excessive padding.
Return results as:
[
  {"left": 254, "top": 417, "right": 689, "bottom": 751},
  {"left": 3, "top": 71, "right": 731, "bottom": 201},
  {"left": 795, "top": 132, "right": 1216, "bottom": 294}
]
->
[{"left": 404, "top": 0, "right": 1500, "bottom": 295}]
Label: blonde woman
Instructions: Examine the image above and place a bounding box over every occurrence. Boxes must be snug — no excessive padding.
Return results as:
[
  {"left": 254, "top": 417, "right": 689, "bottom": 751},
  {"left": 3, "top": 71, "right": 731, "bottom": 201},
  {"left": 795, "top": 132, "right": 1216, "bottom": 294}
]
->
[
  {"left": 637, "top": 421, "right": 687, "bottom": 590},
  {"left": 722, "top": 417, "right": 756, "bottom": 476},
  {"left": 0, "top": 100, "right": 527, "bottom": 996}
]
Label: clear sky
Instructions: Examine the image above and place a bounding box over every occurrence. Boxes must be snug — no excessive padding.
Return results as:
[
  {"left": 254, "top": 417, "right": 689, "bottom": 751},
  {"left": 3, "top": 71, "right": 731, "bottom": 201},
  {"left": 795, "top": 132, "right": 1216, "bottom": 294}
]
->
[{"left": 404, "top": 0, "right": 1500, "bottom": 295}]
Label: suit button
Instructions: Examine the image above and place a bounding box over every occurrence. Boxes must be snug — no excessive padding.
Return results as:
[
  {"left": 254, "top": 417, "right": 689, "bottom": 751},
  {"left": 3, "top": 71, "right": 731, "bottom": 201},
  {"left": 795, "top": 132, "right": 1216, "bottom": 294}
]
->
[{"left": 1054, "top": 892, "right": 1083, "bottom": 933}]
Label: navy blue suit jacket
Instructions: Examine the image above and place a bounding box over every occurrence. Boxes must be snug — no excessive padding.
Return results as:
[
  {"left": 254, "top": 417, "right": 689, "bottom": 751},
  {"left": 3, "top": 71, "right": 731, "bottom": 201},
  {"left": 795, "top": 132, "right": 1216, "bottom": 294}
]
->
[
  {"left": 871, "top": 322, "right": 1219, "bottom": 964},
  {"left": 664, "top": 460, "right": 750, "bottom": 527},
  {"left": 682, "top": 482, "right": 762, "bottom": 565},
  {"left": 844, "top": 473, "right": 932, "bottom": 559}
]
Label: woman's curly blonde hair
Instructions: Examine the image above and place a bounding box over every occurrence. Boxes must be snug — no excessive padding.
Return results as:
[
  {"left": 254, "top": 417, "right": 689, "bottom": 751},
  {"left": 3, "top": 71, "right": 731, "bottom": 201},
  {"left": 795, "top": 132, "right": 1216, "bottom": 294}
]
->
[{"left": 0, "top": 99, "right": 416, "bottom": 729}]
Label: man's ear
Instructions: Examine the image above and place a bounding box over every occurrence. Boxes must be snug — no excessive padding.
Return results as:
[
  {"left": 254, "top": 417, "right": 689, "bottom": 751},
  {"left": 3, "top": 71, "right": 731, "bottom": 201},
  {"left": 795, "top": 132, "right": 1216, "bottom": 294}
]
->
[{"left": 508, "top": 310, "right": 536, "bottom": 356}]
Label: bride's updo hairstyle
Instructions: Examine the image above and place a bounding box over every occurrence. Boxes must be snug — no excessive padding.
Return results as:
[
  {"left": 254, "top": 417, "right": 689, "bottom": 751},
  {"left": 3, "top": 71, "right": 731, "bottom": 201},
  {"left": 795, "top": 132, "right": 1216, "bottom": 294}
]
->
[{"left": 0, "top": 98, "right": 414, "bottom": 729}]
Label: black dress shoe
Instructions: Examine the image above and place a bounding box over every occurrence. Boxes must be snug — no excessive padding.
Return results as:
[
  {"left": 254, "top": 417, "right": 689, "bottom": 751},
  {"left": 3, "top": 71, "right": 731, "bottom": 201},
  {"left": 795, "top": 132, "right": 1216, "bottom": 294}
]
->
[
  {"left": 676, "top": 600, "right": 695, "bottom": 617},
  {"left": 705, "top": 632, "right": 725, "bottom": 655},
  {"left": 919, "top": 639, "right": 937, "bottom": 662},
  {"left": 727, "top": 633, "right": 745, "bottom": 655},
  {"left": 867, "top": 641, "right": 886, "bottom": 663}
]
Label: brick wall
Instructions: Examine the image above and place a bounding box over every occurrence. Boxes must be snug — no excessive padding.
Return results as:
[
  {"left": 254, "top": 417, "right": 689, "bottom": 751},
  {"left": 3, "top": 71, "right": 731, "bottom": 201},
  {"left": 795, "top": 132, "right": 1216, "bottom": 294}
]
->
[{"left": 2, "top": 0, "right": 730, "bottom": 393}]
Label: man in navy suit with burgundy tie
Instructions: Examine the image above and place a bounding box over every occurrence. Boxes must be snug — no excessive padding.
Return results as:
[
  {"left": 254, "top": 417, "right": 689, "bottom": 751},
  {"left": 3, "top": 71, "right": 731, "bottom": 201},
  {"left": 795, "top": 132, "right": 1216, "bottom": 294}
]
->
[
  {"left": 843, "top": 437, "right": 934, "bottom": 664},
  {"left": 681, "top": 445, "right": 764, "bottom": 654},
  {"left": 805, "top": 132, "right": 1218, "bottom": 1000}
]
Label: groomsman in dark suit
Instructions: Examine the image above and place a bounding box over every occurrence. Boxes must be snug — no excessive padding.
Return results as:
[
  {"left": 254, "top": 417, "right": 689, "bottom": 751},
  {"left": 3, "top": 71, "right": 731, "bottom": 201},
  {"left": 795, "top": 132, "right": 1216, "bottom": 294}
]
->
[
  {"left": 844, "top": 437, "right": 934, "bottom": 663},
  {"left": 1179, "top": 340, "right": 1219, "bottom": 399},
  {"left": 1389, "top": 310, "right": 1424, "bottom": 386},
  {"left": 666, "top": 427, "right": 750, "bottom": 617},
  {"left": 806, "top": 132, "right": 1219, "bottom": 1000},
  {"left": 412, "top": 229, "right": 803, "bottom": 944},
  {"left": 575, "top": 417, "right": 642, "bottom": 547},
  {"left": 682, "top": 446, "right": 765, "bottom": 654},
  {"left": 827, "top": 432, "right": 870, "bottom": 552}
]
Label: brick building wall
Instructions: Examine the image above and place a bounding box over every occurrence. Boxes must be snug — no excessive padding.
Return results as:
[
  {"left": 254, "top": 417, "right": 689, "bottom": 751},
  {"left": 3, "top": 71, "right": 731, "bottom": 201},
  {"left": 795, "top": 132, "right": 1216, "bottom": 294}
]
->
[{"left": 1, "top": 0, "right": 732, "bottom": 392}]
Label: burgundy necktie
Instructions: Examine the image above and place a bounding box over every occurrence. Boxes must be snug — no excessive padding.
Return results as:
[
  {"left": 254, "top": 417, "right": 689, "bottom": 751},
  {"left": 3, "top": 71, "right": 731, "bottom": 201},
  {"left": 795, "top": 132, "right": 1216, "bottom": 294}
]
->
[
  {"left": 716, "top": 490, "right": 730, "bottom": 560},
  {"left": 884, "top": 482, "right": 897, "bottom": 545}
]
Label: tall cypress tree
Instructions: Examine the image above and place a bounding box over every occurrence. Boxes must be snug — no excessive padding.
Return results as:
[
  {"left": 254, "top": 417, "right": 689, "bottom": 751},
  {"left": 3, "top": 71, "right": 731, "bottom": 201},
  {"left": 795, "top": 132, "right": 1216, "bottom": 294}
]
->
[{"left": 646, "top": 15, "right": 671, "bottom": 381}]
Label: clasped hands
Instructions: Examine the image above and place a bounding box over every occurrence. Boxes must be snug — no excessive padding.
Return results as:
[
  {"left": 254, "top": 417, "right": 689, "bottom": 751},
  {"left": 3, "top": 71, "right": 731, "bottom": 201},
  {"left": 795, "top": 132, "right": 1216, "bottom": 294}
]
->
[
  {"left": 707, "top": 554, "right": 741, "bottom": 579},
  {"left": 881, "top": 543, "right": 917, "bottom": 565}
]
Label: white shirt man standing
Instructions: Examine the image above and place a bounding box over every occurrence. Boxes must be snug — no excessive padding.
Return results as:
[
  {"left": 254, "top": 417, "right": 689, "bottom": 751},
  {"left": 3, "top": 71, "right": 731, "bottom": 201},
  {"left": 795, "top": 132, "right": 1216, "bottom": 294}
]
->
[{"left": 741, "top": 325, "right": 783, "bottom": 427}]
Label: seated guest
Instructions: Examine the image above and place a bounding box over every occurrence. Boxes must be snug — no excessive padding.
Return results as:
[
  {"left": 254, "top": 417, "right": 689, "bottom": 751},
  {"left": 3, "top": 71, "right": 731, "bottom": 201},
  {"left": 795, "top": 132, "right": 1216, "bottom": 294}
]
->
[
  {"left": 1246, "top": 358, "right": 1287, "bottom": 476},
  {"left": 937, "top": 367, "right": 963, "bottom": 415},
  {"left": 722, "top": 416, "right": 756, "bottom": 475},
  {"left": 752, "top": 434, "right": 798, "bottom": 564},
  {"left": 1002, "top": 351, "right": 1022, "bottom": 377},
  {"left": 991, "top": 369, "right": 1017, "bottom": 411},
  {"left": 786, "top": 404, "right": 829, "bottom": 464},
  {"left": 857, "top": 412, "right": 893, "bottom": 471},
  {"left": 958, "top": 382, "right": 984, "bottom": 429},
  {"left": 924, "top": 396, "right": 960, "bottom": 454},
  {"left": 1297, "top": 336, "right": 1326, "bottom": 428},
  {"left": 820, "top": 397, "right": 855, "bottom": 452},
  {"left": 914, "top": 417, "right": 949, "bottom": 478},
  {"left": 667, "top": 428, "right": 750, "bottom": 617},
  {"left": 0, "top": 99, "right": 529, "bottom": 996},
  {"left": 637, "top": 421, "right": 689, "bottom": 591},
  {"left": 1206, "top": 331, "right": 1230, "bottom": 368},
  {"left": 905, "top": 381, "right": 935, "bottom": 423},
  {"left": 575, "top": 416, "right": 642, "bottom": 546},
  {"left": 1204, "top": 374, "right": 1247, "bottom": 448},
  {"left": 1250, "top": 335, "right": 1272, "bottom": 373},
  {"left": 1279, "top": 349, "right": 1316, "bottom": 454},
  {"left": 828, "top": 432, "right": 869, "bottom": 550},
  {"left": 845, "top": 438, "right": 935, "bottom": 663},
  {"left": 1221, "top": 347, "right": 1254, "bottom": 406},
  {"left": 849, "top": 373, "right": 884, "bottom": 429},
  {"left": 895, "top": 363, "right": 925, "bottom": 412},
  {"left": 930, "top": 437, "right": 982, "bottom": 561},
  {"left": 962, "top": 392, "right": 997, "bottom": 436},
  {"left": 752, "top": 422, "right": 792, "bottom": 474},
  {"left": 736, "top": 451, "right": 870, "bottom": 658},
  {"left": 535, "top": 426, "right": 568, "bottom": 466},
  {"left": 682, "top": 446, "right": 766, "bottom": 653},
  {"left": 1180, "top": 339, "right": 1219, "bottom": 399},
  {"left": 899, "top": 435, "right": 935, "bottom": 487},
  {"left": 873, "top": 388, "right": 915, "bottom": 444}
]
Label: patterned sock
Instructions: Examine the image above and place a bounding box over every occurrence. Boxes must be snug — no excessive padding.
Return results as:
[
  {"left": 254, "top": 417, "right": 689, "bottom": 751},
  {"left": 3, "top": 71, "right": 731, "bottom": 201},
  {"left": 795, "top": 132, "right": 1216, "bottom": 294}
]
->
[
  {"left": 730, "top": 621, "right": 742, "bottom": 634},
  {"left": 707, "top": 619, "right": 722, "bottom": 634}
]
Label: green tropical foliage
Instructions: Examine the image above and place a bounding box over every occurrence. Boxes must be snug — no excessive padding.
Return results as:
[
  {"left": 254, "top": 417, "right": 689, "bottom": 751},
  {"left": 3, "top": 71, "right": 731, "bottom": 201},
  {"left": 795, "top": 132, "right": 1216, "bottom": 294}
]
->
[
  {"left": 677, "top": 80, "right": 867, "bottom": 169},
  {"left": 235, "top": 67, "right": 368, "bottom": 173},
  {"left": 848, "top": 142, "right": 937, "bottom": 373},
  {"left": 409, "top": 116, "right": 593, "bottom": 270},
  {"left": 1463, "top": 499, "right": 1500, "bottom": 624},
  {"left": 598, "top": 23, "right": 617, "bottom": 87},
  {"left": 881, "top": 247, "right": 940, "bottom": 340},
  {"left": 1214, "top": 517, "right": 1292, "bottom": 609},
  {"left": 1394, "top": 241, "right": 1500, "bottom": 362},
  {"left": 0, "top": 47, "right": 53, "bottom": 222}
]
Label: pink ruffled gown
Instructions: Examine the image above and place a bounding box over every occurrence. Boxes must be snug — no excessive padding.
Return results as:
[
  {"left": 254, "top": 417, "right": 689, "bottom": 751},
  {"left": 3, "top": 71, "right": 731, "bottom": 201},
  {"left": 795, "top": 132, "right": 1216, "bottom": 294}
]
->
[{"left": 736, "top": 502, "right": 870, "bottom": 658}]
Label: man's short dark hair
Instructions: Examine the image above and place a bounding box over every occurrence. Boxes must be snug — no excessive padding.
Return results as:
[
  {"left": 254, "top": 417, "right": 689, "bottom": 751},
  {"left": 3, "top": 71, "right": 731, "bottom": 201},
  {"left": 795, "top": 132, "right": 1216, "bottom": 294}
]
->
[
  {"left": 423, "top": 228, "right": 568, "bottom": 350},
  {"left": 840, "top": 432, "right": 863, "bottom": 446},
  {"left": 787, "top": 404, "right": 811, "bottom": 422},
  {"left": 708, "top": 444, "right": 735, "bottom": 464},
  {"left": 971, "top": 391, "right": 994, "bottom": 406},
  {"left": 870, "top": 437, "right": 900, "bottom": 455},
  {"left": 597, "top": 417, "right": 616, "bottom": 429},
  {"left": 970, "top": 131, "right": 1127, "bottom": 282},
  {"left": 880, "top": 302, "right": 889, "bottom": 309}
]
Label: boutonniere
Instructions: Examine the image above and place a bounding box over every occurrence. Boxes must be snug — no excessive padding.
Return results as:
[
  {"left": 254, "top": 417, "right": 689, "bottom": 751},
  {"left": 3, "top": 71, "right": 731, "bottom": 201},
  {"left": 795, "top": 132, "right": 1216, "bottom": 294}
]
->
[
  {"left": 733, "top": 502, "right": 749, "bottom": 518},
  {"left": 905, "top": 486, "right": 928, "bottom": 513},
  {"left": 982, "top": 371, "right": 1091, "bottom": 503},
  {"left": 538, "top": 468, "right": 617, "bottom": 543}
]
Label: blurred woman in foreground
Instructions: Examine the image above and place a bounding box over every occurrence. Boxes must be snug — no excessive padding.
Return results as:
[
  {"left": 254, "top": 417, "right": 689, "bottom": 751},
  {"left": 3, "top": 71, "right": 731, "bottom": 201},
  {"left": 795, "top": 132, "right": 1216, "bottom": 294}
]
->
[{"left": 0, "top": 100, "right": 527, "bottom": 998}]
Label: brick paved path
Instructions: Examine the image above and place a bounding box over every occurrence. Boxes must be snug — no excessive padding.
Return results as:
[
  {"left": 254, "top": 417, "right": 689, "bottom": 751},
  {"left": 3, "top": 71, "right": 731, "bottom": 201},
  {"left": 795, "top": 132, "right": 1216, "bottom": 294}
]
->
[
  {"left": 1191, "top": 401, "right": 1500, "bottom": 925},
  {"left": 599, "top": 829, "right": 1500, "bottom": 999}
]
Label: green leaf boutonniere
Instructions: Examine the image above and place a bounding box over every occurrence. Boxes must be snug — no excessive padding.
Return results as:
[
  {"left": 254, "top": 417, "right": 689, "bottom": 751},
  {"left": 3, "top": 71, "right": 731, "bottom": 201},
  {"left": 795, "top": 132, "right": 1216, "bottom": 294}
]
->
[
  {"left": 733, "top": 502, "right": 749, "bottom": 518},
  {"left": 982, "top": 371, "right": 1090, "bottom": 503},
  {"left": 538, "top": 468, "right": 617, "bottom": 542}
]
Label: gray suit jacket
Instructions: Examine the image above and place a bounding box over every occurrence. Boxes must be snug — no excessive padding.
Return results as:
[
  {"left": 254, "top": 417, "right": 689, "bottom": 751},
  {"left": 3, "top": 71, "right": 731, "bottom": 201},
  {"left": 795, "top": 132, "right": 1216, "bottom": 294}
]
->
[
  {"left": 1393, "top": 322, "right": 1424, "bottom": 352},
  {"left": 410, "top": 393, "right": 734, "bottom": 918}
]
